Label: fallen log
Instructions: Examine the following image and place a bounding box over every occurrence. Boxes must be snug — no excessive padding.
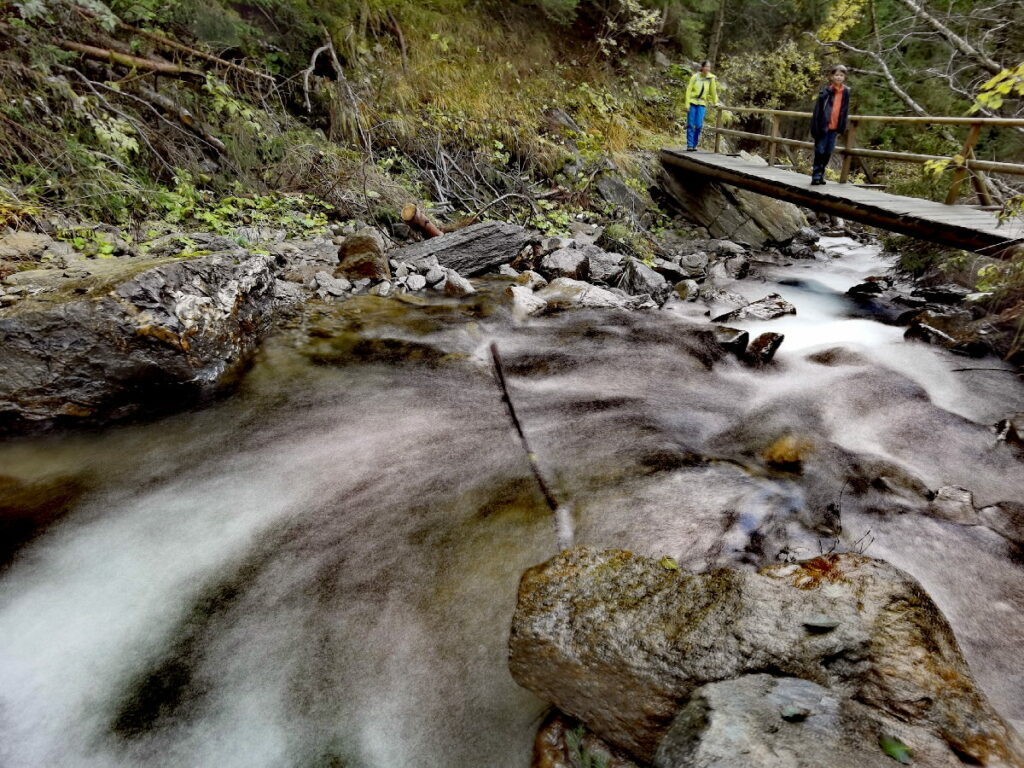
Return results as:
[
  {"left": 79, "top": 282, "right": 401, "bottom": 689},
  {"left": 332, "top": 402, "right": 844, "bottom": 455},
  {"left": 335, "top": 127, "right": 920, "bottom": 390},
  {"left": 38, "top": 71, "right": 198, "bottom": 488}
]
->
[
  {"left": 58, "top": 40, "right": 202, "bottom": 79},
  {"left": 401, "top": 204, "right": 443, "bottom": 239}
]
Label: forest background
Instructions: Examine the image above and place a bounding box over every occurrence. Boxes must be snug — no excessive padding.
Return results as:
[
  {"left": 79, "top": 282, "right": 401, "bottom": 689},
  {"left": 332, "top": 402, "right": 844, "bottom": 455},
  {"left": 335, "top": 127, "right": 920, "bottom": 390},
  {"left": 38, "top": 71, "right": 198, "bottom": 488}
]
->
[{"left": 1, "top": 0, "right": 1023, "bottom": 294}]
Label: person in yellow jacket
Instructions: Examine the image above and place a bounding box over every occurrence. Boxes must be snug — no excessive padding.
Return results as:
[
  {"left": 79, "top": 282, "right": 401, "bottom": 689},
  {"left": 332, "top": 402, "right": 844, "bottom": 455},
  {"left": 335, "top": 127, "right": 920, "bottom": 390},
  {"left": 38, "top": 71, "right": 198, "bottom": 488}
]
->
[{"left": 684, "top": 61, "right": 719, "bottom": 151}]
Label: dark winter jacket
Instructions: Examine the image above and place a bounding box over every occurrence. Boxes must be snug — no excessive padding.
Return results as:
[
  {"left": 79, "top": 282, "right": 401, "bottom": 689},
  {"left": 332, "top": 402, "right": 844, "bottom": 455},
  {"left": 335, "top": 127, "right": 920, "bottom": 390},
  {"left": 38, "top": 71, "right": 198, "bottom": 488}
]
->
[{"left": 810, "top": 84, "right": 851, "bottom": 138}]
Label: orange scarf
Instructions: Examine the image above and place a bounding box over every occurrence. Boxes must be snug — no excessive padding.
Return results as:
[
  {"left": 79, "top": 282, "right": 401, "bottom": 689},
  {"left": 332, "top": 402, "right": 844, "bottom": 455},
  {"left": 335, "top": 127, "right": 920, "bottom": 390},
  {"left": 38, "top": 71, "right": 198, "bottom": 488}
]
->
[{"left": 828, "top": 84, "right": 844, "bottom": 131}]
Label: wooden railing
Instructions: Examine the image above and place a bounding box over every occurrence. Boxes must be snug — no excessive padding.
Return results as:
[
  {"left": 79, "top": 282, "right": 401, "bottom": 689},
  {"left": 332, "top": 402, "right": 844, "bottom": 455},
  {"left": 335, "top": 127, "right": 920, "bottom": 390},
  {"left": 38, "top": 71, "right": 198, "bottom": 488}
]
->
[{"left": 709, "top": 106, "right": 1024, "bottom": 205}]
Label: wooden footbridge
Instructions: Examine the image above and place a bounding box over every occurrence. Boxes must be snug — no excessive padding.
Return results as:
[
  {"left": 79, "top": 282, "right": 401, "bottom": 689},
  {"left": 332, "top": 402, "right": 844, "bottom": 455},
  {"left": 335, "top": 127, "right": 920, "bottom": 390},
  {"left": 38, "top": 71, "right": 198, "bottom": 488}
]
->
[{"left": 660, "top": 107, "right": 1024, "bottom": 258}]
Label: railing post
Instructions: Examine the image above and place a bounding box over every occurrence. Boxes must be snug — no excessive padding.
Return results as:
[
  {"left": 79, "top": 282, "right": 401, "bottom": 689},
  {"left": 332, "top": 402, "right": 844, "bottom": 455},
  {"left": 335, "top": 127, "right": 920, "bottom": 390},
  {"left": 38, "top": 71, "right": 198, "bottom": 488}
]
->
[
  {"left": 768, "top": 114, "right": 779, "bottom": 166},
  {"left": 971, "top": 171, "right": 994, "bottom": 207},
  {"left": 714, "top": 106, "right": 722, "bottom": 154},
  {"left": 840, "top": 118, "right": 857, "bottom": 183},
  {"left": 944, "top": 122, "right": 982, "bottom": 204}
]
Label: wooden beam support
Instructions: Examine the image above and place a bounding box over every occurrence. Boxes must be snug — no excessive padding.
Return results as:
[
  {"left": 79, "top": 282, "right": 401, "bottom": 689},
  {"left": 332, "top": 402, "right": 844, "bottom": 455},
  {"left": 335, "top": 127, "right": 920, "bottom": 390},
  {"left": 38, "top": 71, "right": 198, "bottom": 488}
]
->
[
  {"left": 945, "top": 123, "right": 982, "bottom": 205},
  {"left": 768, "top": 114, "right": 779, "bottom": 166},
  {"left": 840, "top": 119, "right": 857, "bottom": 184}
]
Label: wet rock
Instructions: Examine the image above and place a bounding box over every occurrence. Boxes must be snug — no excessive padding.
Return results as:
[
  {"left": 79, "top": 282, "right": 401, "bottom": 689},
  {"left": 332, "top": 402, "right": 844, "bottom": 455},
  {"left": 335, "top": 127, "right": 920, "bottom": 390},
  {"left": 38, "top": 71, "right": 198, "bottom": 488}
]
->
[
  {"left": 806, "top": 347, "right": 869, "bottom": 367},
  {"left": 651, "top": 257, "right": 693, "bottom": 285},
  {"left": 847, "top": 279, "right": 886, "bottom": 296},
  {"left": 406, "top": 274, "right": 427, "bottom": 291},
  {"left": 497, "top": 264, "right": 519, "bottom": 278},
  {"left": 335, "top": 228, "right": 390, "bottom": 281},
  {"left": 978, "top": 502, "right": 1024, "bottom": 546},
  {"left": 655, "top": 675, "right": 895, "bottom": 768},
  {"left": 441, "top": 268, "right": 475, "bottom": 297},
  {"left": 0, "top": 253, "right": 276, "bottom": 433},
  {"left": 712, "top": 293, "right": 796, "bottom": 322},
  {"left": 995, "top": 413, "right": 1024, "bottom": 449},
  {"left": 509, "top": 548, "right": 1024, "bottom": 765},
  {"left": 708, "top": 255, "right": 749, "bottom": 281},
  {"left": 536, "top": 278, "right": 627, "bottom": 310},
  {"left": 712, "top": 326, "right": 749, "bottom": 357},
  {"left": 911, "top": 284, "right": 971, "bottom": 305},
  {"left": 516, "top": 270, "right": 548, "bottom": 290},
  {"left": 674, "top": 279, "right": 699, "bottom": 301},
  {"left": 904, "top": 309, "right": 988, "bottom": 357},
  {"left": 540, "top": 248, "right": 590, "bottom": 281},
  {"left": 395, "top": 221, "right": 533, "bottom": 276},
  {"left": 506, "top": 285, "right": 547, "bottom": 320},
  {"left": 745, "top": 332, "right": 784, "bottom": 365},
  {"left": 794, "top": 226, "right": 820, "bottom": 245},
  {"left": 618, "top": 260, "right": 670, "bottom": 302},
  {"left": 930, "top": 486, "right": 979, "bottom": 525},
  {"left": 368, "top": 280, "right": 393, "bottom": 297},
  {"left": 585, "top": 247, "right": 626, "bottom": 285}
]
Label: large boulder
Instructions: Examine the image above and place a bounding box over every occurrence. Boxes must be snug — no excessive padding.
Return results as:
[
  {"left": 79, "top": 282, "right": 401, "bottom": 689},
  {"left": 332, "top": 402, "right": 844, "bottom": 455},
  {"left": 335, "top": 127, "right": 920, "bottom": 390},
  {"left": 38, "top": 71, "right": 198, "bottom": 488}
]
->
[
  {"left": 0, "top": 253, "right": 276, "bottom": 433},
  {"left": 335, "top": 227, "right": 390, "bottom": 281},
  {"left": 509, "top": 547, "right": 1024, "bottom": 766},
  {"left": 392, "top": 221, "right": 533, "bottom": 276},
  {"left": 659, "top": 166, "right": 807, "bottom": 247}
]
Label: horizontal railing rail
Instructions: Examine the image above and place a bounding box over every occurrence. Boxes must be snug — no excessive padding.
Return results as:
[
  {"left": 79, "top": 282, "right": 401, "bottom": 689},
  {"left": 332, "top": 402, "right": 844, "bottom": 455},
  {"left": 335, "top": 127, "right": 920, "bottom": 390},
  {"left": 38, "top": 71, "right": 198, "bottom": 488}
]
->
[{"left": 709, "top": 105, "right": 1024, "bottom": 205}]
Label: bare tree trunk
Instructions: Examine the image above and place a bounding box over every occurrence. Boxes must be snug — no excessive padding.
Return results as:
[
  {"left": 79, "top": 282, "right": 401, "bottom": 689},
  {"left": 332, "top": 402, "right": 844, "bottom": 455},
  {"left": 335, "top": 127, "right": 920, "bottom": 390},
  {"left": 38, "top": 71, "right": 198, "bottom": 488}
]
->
[
  {"left": 891, "top": 0, "right": 1002, "bottom": 75},
  {"left": 707, "top": 0, "right": 727, "bottom": 68}
]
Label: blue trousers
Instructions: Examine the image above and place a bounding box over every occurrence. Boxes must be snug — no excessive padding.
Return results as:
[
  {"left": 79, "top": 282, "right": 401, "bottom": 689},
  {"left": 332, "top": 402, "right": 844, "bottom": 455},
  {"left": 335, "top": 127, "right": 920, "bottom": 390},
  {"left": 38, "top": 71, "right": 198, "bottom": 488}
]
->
[
  {"left": 812, "top": 131, "right": 838, "bottom": 180},
  {"left": 687, "top": 104, "right": 706, "bottom": 149}
]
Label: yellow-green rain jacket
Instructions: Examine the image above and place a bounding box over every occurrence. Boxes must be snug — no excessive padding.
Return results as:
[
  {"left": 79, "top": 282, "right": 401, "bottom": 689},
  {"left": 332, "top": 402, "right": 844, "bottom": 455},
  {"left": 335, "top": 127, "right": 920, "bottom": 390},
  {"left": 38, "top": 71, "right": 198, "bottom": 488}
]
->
[{"left": 684, "top": 73, "right": 719, "bottom": 109}]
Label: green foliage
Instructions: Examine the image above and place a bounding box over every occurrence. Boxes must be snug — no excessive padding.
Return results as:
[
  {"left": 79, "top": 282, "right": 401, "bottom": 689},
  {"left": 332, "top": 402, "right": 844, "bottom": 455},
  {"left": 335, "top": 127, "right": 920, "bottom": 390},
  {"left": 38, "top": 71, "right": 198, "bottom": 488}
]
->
[
  {"left": 566, "top": 724, "right": 611, "bottom": 768},
  {"left": 879, "top": 734, "right": 912, "bottom": 764},
  {"left": 718, "top": 41, "right": 818, "bottom": 110}
]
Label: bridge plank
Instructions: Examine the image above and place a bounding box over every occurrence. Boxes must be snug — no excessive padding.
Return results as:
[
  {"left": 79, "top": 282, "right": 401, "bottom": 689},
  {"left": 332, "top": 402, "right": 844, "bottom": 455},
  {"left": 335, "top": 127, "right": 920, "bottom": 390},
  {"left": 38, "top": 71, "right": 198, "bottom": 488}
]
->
[{"left": 660, "top": 148, "right": 1023, "bottom": 257}]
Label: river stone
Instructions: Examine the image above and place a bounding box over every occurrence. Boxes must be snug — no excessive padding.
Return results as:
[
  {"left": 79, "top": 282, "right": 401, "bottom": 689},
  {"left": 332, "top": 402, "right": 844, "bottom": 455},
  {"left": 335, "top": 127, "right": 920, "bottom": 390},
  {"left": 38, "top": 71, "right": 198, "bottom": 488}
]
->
[
  {"left": 712, "top": 293, "right": 796, "bottom": 323},
  {"left": 335, "top": 228, "right": 390, "bottom": 281},
  {"left": 498, "top": 264, "right": 520, "bottom": 277},
  {"left": 441, "top": 268, "right": 475, "bottom": 297},
  {"left": 929, "top": 486, "right": 980, "bottom": 525},
  {"left": 394, "top": 221, "right": 533, "bottom": 276},
  {"left": 425, "top": 266, "right": 445, "bottom": 285},
  {"left": 746, "top": 332, "right": 785, "bottom": 365},
  {"left": 676, "top": 251, "right": 709, "bottom": 278},
  {"left": 509, "top": 547, "right": 1024, "bottom": 765},
  {"left": 540, "top": 248, "right": 590, "bottom": 281},
  {"left": 516, "top": 270, "right": 548, "bottom": 290},
  {"left": 709, "top": 239, "right": 746, "bottom": 257},
  {"left": 911, "top": 284, "right": 971, "bottom": 305},
  {"left": 618, "top": 260, "right": 670, "bottom": 302},
  {"left": 904, "top": 309, "right": 989, "bottom": 357},
  {"left": 536, "top": 278, "right": 626, "bottom": 310},
  {"left": 314, "top": 271, "right": 349, "bottom": 297},
  {"left": 712, "top": 326, "right": 749, "bottom": 357},
  {"left": 506, "top": 285, "right": 547, "bottom": 320},
  {"left": 540, "top": 236, "right": 575, "bottom": 255},
  {"left": 0, "top": 253, "right": 276, "bottom": 433},
  {"left": 674, "top": 279, "right": 699, "bottom": 301},
  {"left": 406, "top": 274, "right": 427, "bottom": 291}
]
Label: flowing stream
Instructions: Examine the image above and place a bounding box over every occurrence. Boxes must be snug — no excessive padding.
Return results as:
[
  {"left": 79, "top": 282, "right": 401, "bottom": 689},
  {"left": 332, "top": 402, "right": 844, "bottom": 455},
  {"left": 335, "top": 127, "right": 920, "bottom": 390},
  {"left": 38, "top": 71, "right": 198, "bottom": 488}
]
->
[{"left": 1, "top": 238, "right": 1023, "bottom": 767}]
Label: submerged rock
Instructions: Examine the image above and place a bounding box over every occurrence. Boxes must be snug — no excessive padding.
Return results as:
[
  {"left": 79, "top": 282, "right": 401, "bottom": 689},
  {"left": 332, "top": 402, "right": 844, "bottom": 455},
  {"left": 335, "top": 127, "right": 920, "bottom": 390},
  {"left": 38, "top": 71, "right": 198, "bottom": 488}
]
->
[
  {"left": 505, "top": 285, "right": 546, "bottom": 319},
  {"left": 711, "top": 326, "right": 749, "bottom": 358},
  {"left": 746, "top": 331, "right": 785, "bottom": 365},
  {"left": 509, "top": 547, "right": 1024, "bottom": 766}
]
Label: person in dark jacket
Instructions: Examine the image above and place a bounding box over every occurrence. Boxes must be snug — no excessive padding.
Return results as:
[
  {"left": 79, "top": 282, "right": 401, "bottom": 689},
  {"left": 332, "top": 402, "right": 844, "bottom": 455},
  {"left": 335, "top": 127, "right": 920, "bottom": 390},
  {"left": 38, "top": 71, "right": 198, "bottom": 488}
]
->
[{"left": 809, "top": 65, "right": 850, "bottom": 185}]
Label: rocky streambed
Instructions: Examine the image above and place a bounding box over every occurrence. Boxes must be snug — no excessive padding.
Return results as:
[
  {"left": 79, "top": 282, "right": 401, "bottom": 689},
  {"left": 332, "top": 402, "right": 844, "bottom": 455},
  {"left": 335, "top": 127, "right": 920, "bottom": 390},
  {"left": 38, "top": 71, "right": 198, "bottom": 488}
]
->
[{"left": 1, "top": 212, "right": 1023, "bottom": 767}]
